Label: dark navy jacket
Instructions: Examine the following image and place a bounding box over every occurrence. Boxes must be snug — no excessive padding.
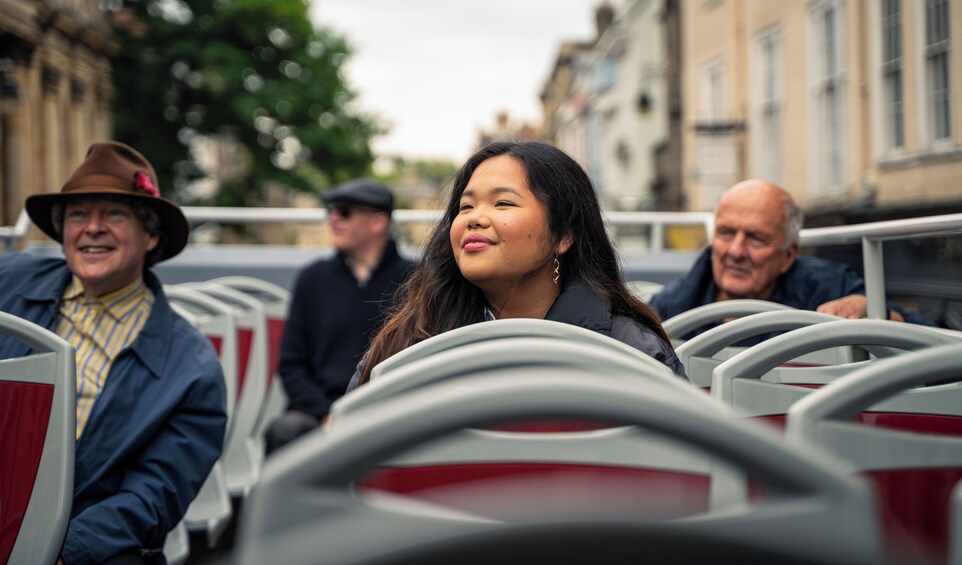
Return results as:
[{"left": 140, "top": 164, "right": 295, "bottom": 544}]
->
[
  {"left": 279, "top": 239, "right": 413, "bottom": 417},
  {"left": 0, "top": 253, "right": 226, "bottom": 565},
  {"left": 649, "top": 247, "right": 933, "bottom": 344}
]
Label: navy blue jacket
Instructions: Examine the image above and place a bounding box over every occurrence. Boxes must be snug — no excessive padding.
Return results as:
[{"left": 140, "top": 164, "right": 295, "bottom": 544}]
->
[
  {"left": 279, "top": 239, "right": 413, "bottom": 418},
  {"left": 649, "top": 247, "right": 933, "bottom": 344},
  {"left": 0, "top": 253, "right": 226, "bottom": 565}
]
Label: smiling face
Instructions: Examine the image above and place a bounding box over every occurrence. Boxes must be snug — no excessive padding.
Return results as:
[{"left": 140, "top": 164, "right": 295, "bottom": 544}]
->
[
  {"left": 449, "top": 155, "right": 571, "bottom": 300},
  {"left": 62, "top": 198, "right": 159, "bottom": 297},
  {"left": 710, "top": 181, "right": 798, "bottom": 301}
]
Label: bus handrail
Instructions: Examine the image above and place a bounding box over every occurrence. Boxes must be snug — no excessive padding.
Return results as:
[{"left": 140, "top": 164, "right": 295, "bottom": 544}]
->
[
  {"left": 800, "top": 213, "right": 962, "bottom": 319},
  {"left": 799, "top": 213, "right": 962, "bottom": 245},
  {"left": 0, "top": 209, "right": 32, "bottom": 254},
  {"left": 4, "top": 208, "right": 961, "bottom": 319}
]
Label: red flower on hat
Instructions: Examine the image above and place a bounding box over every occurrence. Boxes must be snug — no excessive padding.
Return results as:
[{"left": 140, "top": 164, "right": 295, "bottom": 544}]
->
[{"left": 133, "top": 170, "right": 159, "bottom": 197}]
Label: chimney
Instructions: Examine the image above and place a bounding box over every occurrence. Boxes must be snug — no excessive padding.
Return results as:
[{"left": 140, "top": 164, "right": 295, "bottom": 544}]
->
[{"left": 595, "top": 2, "right": 614, "bottom": 38}]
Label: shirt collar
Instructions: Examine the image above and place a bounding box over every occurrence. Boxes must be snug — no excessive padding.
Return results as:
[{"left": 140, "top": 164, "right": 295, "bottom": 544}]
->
[
  {"left": 62, "top": 276, "right": 152, "bottom": 321},
  {"left": 61, "top": 276, "right": 86, "bottom": 301}
]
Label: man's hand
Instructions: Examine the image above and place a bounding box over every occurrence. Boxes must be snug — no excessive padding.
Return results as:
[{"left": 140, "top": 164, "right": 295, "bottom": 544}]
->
[{"left": 816, "top": 294, "right": 904, "bottom": 321}]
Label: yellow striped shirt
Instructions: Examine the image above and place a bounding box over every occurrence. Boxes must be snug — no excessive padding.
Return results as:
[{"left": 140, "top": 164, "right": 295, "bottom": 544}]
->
[{"left": 55, "top": 276, "right": 154, "bottom": 438}]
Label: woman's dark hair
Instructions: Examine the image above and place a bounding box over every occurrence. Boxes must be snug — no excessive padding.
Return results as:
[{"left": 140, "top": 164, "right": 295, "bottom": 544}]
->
[{"left": 360, "top": 141, "right": 668, "bottom": 384}]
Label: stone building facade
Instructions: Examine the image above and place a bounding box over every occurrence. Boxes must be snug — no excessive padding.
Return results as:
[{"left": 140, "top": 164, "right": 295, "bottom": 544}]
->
[
  {"left": 0, "top": 0, "right": 117, "bottom": 227},
  {"left": 682, "top": 0, "right": 962, "bottom": 218}
]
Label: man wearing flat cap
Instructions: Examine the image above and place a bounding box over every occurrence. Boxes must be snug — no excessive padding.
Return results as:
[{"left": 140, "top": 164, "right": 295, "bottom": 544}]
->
[
  {"left": 266, "top": 178, "right": 413, "bottom": 453},
  {"left": 0, "top": 141, "right": 226, "bottom": 564}
]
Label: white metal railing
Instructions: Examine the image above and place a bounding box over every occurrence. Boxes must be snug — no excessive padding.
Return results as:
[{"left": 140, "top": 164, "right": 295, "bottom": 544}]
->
[
  {"left": 0, "top": 209, "right": 32, "bottom": 253},
  {"left": 0, "top": 208, "right": 714, "bottom": 254},
  {"left": 178, "top": 207, "right": 715, "bottom": 252},
  {"left": 182, "top": 206, "right": 443, "bottom": 224},
  {"left": 798, "top": 213, "right": 962, "bottom": 319},
  {"left": 3, "top": 208, "right": 961, "bottom": 318}
]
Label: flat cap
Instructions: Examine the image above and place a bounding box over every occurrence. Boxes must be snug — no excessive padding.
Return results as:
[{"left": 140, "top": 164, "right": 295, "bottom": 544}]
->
[{"left": 321, "top": 178, "right": 394, "bottom": 213}]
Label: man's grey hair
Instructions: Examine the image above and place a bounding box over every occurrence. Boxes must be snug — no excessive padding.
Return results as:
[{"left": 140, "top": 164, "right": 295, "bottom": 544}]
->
[
  {"left": 782, "top": 193, "right": 802, "bottom": 249},
  {"left": 51, "top": 195, "right": 167, "bottom": 266}
]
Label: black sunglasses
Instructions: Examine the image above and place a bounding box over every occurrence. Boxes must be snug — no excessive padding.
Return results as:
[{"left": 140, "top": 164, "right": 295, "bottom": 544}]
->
[
  {"left": 328, "top": 205, "right": 357, "bottom": 219},
  {"left": 328, "top": 205, "right": 381, "bottom": 219}
]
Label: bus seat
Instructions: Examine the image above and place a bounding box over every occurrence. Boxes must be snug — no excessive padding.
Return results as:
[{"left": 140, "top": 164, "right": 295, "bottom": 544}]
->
[
  {"left": 332, "top": 332, "right": 735, "bottom": 518},
  {"left": 786, "top": 343, "right": 962, "bottom": 565},
  {"left": 165, "top": 289, "right": 238, "bottom": 546},
  {"left": 676, "top": 309, "right": 854, "bottom": 389},
  {"left": 356, "top": 317, "right": 687, "bottom": 392},
  {"left": 161, "top": 519, "right": 189, "bottom": 565},
  {"left": 711, "top": 319, "right": 958, "bottom": 426},
  {"left": 209, "top": 276, "right": 291, "bottom": 441},
  {"left": 0, "top": 311, "right": 75, "bottom": 565},
  {"left": 661, "top": 299, "right": 794, "bottom": 347},
  {"left": 189, "top": 282, "right": 270, "bottom": 471},
  {"left": 236, "top": 371, "right": 881, "bottom": 565}
]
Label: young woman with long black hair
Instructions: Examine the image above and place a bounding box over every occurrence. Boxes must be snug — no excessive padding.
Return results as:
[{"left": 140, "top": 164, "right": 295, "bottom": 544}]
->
[{"left": 350, "top": 141, "right": 685, "bottom": 389}]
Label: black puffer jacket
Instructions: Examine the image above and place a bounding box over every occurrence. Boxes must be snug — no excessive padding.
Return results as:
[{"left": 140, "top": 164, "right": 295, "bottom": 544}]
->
[{"left": 544, "top": 280, "right": 687, "bottom": 379}]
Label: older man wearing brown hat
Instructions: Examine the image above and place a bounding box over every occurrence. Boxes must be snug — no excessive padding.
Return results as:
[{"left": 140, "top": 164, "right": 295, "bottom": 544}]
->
[{"left": 0, "top": 141, "right": 226, "bottom": 565}]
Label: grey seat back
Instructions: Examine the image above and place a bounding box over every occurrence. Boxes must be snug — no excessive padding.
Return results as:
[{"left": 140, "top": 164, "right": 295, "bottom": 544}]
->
[
  {"left": 786, "top": 343, "right": 962, "bottom": 565},
  {"left": 238, "top": 371, "right": 881, "bottom": 565},
  {"left": 0, "top": 311, "right": 75, "bottom": 565}
]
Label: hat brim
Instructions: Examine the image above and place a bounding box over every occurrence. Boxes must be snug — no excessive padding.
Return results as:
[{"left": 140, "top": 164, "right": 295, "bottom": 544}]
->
[{"left": 25, "top": 189, "right": 190, "bottom": 263}]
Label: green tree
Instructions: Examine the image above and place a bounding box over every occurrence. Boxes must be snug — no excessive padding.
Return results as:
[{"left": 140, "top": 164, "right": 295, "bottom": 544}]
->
[
  {"left": 106, "top": 0, "right": 382, "bottom": 206},
  {"left": 375, "top": 156, "right": 459, "bottom": 193}
]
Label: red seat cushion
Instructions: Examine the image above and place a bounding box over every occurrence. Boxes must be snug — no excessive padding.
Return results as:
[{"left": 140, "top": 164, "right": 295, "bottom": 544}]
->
[
  {"left": 868, "top": 467, "right": 962, "bottom": 565},
  {"left": 360, "top": 462, "right": 710, "bottom": 519},
  {"left": 236, "top": 329, "right": 254, "bottom": 401},
  {"left": 0, "top": 381, "right": 54, "bottom": 564},
  {"left": 206, "top": 335, "right": 223, "bottom": 356}
]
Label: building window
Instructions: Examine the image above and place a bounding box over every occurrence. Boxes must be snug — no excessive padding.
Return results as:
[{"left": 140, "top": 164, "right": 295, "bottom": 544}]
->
[
  {"left": 696, "top": 59, "right": 738, "bottom": 208},
  {"left": 751, "top": 28, "right": 783, "bottom": 184},
  {"left": 596, "top": 57, "right": 617, "bottom": 92},
  {"left": 881, "top": 0, "right": 904, "bottom": 149},
  {"left": 700, "top": 59, "right": 725, "bottom": 123},
  {"left": 811, "top": 0, "right": 846, "bottom": 196},
  {"left": 925, "top": 0, "right": 952, "bottom": 142}
]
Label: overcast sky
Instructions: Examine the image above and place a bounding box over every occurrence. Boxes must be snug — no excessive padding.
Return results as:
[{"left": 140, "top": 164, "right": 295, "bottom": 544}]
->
[{"left": 310, "top": 0, "right": 610, "bottom": 163}]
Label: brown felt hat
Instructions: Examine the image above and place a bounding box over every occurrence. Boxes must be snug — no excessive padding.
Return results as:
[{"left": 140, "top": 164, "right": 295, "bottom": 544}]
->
[{"left": 25, "top": 141, "right": 189, "bottom": 262}]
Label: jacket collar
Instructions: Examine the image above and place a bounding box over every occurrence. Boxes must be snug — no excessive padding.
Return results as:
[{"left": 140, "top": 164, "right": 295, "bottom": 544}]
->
[
  {"left": 545, "top": 279, "right": 612, "bottom": 335},
  {"left": 128, "top": 269, "right": 170, "bottom": 379},
  {"left": 21, "top": 262, "right": 73, "bottom": 303},
  {"left": 20, "top": 260, "right": 170, "bottom": 379},
  {"left": 336, "top": 238, "right": 402, "bottom": 270}
]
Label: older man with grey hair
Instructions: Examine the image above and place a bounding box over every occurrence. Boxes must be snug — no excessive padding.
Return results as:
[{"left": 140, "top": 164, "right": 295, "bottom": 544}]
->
[{"left": 648, "top": 179, "right": 932, "bottom": 343}]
